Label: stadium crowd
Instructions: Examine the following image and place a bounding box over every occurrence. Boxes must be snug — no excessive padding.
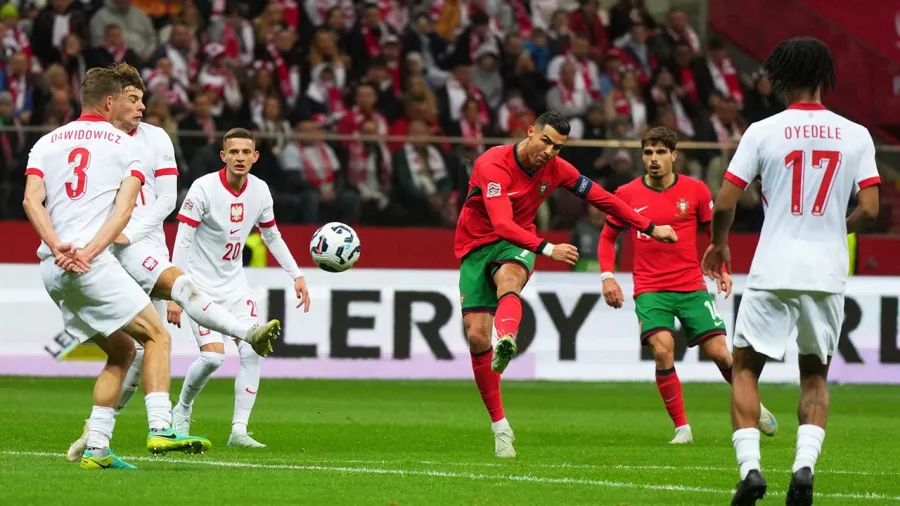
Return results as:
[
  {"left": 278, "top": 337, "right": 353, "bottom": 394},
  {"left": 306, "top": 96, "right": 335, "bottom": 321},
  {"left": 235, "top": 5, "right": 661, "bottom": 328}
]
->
[{"left": 0, "top": 0, "right": 796, "bottom": 232}]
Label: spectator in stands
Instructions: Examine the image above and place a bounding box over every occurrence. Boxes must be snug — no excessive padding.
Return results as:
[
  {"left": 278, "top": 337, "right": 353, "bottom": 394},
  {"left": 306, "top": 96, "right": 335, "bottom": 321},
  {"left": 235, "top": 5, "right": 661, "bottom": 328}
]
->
[
  {"left": 322, "top": 6, "right": 352, "bottom": 46},
  {"left": 377, "top": 34, "right": 405, "bottom": 97},
  {"left": 604, "top": 68, "right": 647, "bottom": 138},
  {"left": 604, "top": 149, "right": 637, "bottom": 193},
  {"left": 344, "top": 1, "right": 397, "bottom": 80},
  {"left": 346, "top": 116, "right": 394, "bottom": 223},
  {"left": 60, "top": 33, "right": 86, "bottom": 99},
  {"left": 447, "top": 97, "right": 484, "bottom": 157},
  {"left": 145, "top": 56, "right": 190, "bottom": 116},
  {"left": 213, "top": 2, "right": 256, "bottom": 68},
  {"left": 178, "top": 90, "right": 218, "bottom": 166},
  {"left": 255, "top": 95, "right": 292, "bottom": 160},
  {"left": 570, "top": 204, "right": 608, "bottom": 272},
  {"left": 0, "top": 52, "right": 34, "bottom": 123},
  {"left": 448, "top": 9, "right": 499, "bottom": 67},
  {"left": 277, "top": 121, "right": 327, "bottom": 223},
  {"left": 308, "top": 29, "right": 349, "bottom": 91},
  {"left": 89, "top": 0, "right": 156, "bottom": 60},
  {"left": 742, "top": 71, "right": 784, "bottom": 124},
  {"left": 701, "top": 37, "right": 743, "bottom": 108},
  {"left": 523, "top": 28, "right": 551, "bottom": 76},
  {"left": 243, "top": 61, "right": 276, "bottom": 127},
  {"left": 197, "top": 43, "right": 243, "bottom": 123},
  {"left": 37, "top": 64, "right": 79, "bottom": 125},
  {"left": 0, "top": 4, "right": 39, "bottom": 72},
  {"left": 337, "top": 82, "right": 389, "bottom": 139},
  {"left": 607, "top": 0, "right": 657, "bottom": 45},
  {"left": 304, "top": 0, "right": 355, "bottom": 31},
  {"left": 496, "top": 87, "right": 535, "bottom": 135},
  {"left": 150, "top": 21, "right": 198, "bottom": 91},
  {"left": 403, "top": 11, "right": 450, "bottom": 87},
  {"left": 394, "top": 118, "right": 453, "bottom": 227},
  {"left": 471, "top": 44, "right": 503, "bottom": 112},
  {"left": 305, "top": 65, "right": 349, "bottom": 129},
  {"left": 615, "top": 22, "right": 658, "bottom": 87},
  {"left": 253, "top": 2, "right": 287, "bottom": 43},
  {"left": 144, "top": 95, "right": 182, "bottom": 160},
  {"left": 547, "top": 60, "right": 591, "bottom": 138},
  {"left": 30, "top": 0, "right": 91, "bottom": 68},
  {"left": 85, "top": 23, "right": 142, "bottom": 69},
  {"left": 570, "top": 102, "right": 609, "bottom": 179},
  {"left": 569, "top": 0, "right": 609, "bottom": 62},
  {"left": 659, "top": 7, "right": 701, "bottom": 60},
  {"left": 648, "top": 66, "right": 696, "bottom": 138},
  {"left": 260, "top": 27, "right": 301, "bottom": 111},
  {"left": 389, "top": 96, "right": 428, "bottom": 152},
  {"left": 548, "top": 33, "right": 601, "bottom": 100},
  {"left": 547, "top": 9, "right": 572, "bottom": 57},
  {"left": 696, "top": 94, "right": 744, "bottom": 166},
  {"left": 0, "top": 91, "right": 24, "bottom": 182}
]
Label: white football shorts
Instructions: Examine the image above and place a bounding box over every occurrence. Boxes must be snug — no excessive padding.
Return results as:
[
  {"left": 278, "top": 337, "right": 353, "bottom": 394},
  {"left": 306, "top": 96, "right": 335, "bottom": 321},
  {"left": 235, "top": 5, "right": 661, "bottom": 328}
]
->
[
  {"left": 112, "top": 238, "right": 174, "bottom": 295},
  {"left": 733, "top": 288, "right": 844, "bottom": 364},
  {"left": 41, "top": 251, "right": 152, "bottom": 343},
  {"left": 188, "top": 289, "right": 259, "bottom": 347}
]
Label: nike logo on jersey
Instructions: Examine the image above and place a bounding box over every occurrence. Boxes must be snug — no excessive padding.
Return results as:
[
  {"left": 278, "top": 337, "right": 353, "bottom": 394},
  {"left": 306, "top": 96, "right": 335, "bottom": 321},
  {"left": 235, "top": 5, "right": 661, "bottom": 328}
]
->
[
  {"left": 507, "top": 191, "right": 520, "bottom": 196},
  {"left": 230, "top": 228, "right": 241, "bottom": 234},
  {"left": 245, "top": 387, "right": 257, "bottom": 395},
  {"left": 202, "top": 302, "right": 212, "bottom": 311},
  {"left": 635, "top": 206, "right": 649, "bottom": 213}
]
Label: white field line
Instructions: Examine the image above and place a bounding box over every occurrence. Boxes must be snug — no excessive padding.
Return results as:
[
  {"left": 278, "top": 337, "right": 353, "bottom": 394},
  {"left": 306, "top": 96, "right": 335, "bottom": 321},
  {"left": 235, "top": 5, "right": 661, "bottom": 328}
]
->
[
  {"left": 332, "top": 458, "right": 899, "bottom": 477},
  {"left": 2, "top": 451, "right": 899, "bottom": 502}
]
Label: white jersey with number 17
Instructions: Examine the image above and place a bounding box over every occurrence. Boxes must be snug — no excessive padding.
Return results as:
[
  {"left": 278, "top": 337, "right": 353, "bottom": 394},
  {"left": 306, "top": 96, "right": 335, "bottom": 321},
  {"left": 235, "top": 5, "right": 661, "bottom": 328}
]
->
[
  {"left": 24, "top": 115, "right": 152, "bottom": 260},
  {"left": 176, "top": 169, "right": 276, "bottom": 293},
  {"left": 724, "top": 103, "right": 881, "bottom": 293}
]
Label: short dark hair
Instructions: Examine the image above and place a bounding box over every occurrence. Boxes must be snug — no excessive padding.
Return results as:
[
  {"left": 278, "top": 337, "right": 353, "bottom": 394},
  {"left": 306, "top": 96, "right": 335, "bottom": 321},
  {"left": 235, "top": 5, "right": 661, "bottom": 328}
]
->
[
  {"left": 641, "top": 126, "right": 678, "bottom": 151},
  {"left": 534, "top": 110, "right": 571, "bottom": 136},
  {"left": 223, "top": 128, "right": 255, "bottom": 149},
  {"left": 112, "top": 63, "right": 145, "bottom": 92},
  {"left": 762, "top": 37, "right": 836, "bottom": 96},
  {"left": 80, "top": 67, "right": 123, "bottom": 108}
]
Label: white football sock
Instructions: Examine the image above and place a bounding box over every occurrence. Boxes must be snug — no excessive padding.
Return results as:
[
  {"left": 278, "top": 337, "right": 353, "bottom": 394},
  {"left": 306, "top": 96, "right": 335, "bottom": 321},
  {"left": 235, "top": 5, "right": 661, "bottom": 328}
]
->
[
  {"left": 116, "top": 344, "right": 144, "bottom": 415},
  {"left": 144, "top": 392, "right": 172, "bottom": 431},
  {"left": 232, "top": 341, "right": 261, "bottom": 434},
  {"left": 86, "top": 406, "right": 116, "bottom": 449},
  {"left": 179, "top": 351, "right": 224, "bottom": 409},
  {"left": 491, "top": 417, "right": 510, "bottom": 432},
  {"left": 733, "top": 428, "right": 761, "bottom": 479},
  {"left": 171, "top": 275, "right": 252, "bottom": 339},
  {"left": 793, "top": 424, "right": 825, "bottom": 473}
]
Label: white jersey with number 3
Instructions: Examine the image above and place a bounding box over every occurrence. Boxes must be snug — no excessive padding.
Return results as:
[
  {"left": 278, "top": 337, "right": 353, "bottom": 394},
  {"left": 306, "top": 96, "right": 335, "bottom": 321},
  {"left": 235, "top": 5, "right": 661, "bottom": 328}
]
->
[
  {"left": 725, "top": 103, "right": 881, "bottom": 293},
  {"left": 176, "top": 169, "right": 276, "bottom": 292},
  {"left": 24, "top": 115, "right": 151, "bottom": 260}
]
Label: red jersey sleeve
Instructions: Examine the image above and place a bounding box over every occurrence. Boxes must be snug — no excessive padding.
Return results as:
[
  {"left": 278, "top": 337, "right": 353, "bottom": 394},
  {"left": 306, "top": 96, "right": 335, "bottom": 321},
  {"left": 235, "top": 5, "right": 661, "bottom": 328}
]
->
[
  {"left": 697, "top": 181, "right": 714, "bottom": 225},
  {"left": 477, "top": 160, "right": 547, "bottom": 253},
  {"left": 604, "top": 186, "right": 627, "bottom": 229},
  {"left": 555, "top": 159, "right": 653, "bottom": 233}
]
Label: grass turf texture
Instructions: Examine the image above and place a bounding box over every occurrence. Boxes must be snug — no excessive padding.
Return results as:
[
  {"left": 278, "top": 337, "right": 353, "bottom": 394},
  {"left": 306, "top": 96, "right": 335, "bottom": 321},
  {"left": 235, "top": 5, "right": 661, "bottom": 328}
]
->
[{"left": 1, "top": 378, "right": 897, "bottom": 505}]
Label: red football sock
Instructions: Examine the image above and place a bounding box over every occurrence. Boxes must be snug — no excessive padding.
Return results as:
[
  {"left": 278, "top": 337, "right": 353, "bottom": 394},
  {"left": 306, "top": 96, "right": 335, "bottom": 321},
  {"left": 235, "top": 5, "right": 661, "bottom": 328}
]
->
[
  {"left": 719, "top": 365, "right": 733, "bottom": 384},
  {"left": 656, "top": 368, "right": 688, "bottom": 428},
  {"left": 471, "top": 349, "right": 505, "bottom": 422},
  {"left": 494, "top": 292, "right": 522, "bottom": 339}
]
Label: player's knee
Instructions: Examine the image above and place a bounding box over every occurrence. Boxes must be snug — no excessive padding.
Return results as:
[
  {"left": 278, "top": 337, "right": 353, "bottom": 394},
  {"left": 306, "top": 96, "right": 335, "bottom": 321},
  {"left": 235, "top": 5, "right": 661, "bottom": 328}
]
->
[
  {"left": 494, "top": 265, "right": 526, "bottom": 294},
  {"left": 465, "top": 323, "right": 491, "bottom": 353},
  {"left": 702, "top": 337, "right": 732, "bottom": 367},
  {"left": 106, "top": 334, "right": 136, "bottom": 368},
  {"left": 200, "top": 351, "right": 225, "bottom": 370}
]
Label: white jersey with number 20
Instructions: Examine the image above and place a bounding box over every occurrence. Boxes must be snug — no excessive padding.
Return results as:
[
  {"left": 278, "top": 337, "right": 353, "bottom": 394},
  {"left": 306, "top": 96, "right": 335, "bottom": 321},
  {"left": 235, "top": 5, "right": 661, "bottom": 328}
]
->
[
  {"left": 176, "top": 169, "right": 276, "bottom": 293},
  {"left": 724, "top": 103, "right": 881, "bottom": 293},
  {"left": 25, "top": 115, "right": 152, "bottom": 260}
]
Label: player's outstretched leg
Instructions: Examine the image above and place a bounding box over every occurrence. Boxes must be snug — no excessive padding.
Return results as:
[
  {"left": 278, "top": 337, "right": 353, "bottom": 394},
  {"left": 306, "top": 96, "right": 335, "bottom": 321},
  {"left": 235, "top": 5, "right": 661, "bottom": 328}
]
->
[
  {"left": 229, "top": 340, "right": 266, "bottom": 448},
  {"left": 490, "top": 265, "right": 528, "bottom": 374},
  {"left": 153, "top": 268, "right": 281, "bottom": 357},
  {"left": 123, "top": 304, "right": 212, "bottom": 455},
  {"left": 701, "top": 336, "right": 778, "bottom": 437},
  {"left": 78, "top": 332, "right": 138, "bottom": 470},
  {"left": 730, "top": 346, "right": 768, "bottom": 505},
  {"left": 646, "top": 332, "right": 692, "bottom": 444},
  {"left": 465, "top": 312, "right": 514, "bottom": 457},
  {"left": 786, "top": 354, "right": 831, "bottom": 506},
  {"left": 173, "top": 344, "right": 225, "bottom": 435}
]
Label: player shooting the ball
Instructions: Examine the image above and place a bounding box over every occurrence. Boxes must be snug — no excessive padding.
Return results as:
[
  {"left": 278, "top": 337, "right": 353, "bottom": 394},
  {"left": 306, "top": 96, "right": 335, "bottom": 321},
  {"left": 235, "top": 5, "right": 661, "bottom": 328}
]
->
[{"left": 454, "top": 110, "right": 678, "bottom": 458}]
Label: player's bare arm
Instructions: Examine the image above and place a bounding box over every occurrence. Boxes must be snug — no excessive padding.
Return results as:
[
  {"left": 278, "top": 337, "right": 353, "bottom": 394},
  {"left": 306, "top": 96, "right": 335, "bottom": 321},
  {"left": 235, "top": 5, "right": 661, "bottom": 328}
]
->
[
  {"left": 702, "top": 179, "right": 742, "bottom": 279},
  {"left": 22, "top": 174, "right": 87, "bottom": 272},
  {"left": 846, "top": 185, "right": 880, "bottom": 234}
]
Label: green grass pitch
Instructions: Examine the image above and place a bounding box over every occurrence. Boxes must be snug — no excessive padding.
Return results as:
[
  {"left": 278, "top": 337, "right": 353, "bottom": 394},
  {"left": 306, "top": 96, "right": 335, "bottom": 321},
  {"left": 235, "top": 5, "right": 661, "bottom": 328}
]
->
[{"left": 1, "top": 377, "right": 897, "bottom": 505}]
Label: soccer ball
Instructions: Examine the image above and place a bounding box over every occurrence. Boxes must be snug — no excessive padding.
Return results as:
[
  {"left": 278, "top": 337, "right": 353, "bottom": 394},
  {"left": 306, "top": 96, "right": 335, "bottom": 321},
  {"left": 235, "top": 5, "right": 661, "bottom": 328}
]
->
[{"left": 309, "top": 222, "right": 361, "bottom": 272}]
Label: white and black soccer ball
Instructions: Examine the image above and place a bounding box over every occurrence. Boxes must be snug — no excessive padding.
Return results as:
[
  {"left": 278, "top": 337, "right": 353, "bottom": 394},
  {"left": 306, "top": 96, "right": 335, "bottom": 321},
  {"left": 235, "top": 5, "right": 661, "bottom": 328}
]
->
[{"left": 309, "top": 222, "right": 361, "bottom": 272}]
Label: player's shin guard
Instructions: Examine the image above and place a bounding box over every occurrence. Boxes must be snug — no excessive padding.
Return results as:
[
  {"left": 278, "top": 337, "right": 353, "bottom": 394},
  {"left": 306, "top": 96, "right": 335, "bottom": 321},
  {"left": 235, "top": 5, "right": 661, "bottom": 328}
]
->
[
  {"left": 171, "top": 275, "right": 252, "bottom": 339},
  {"left": 494, "top": 292, "right": 522, "bottom": 339},
  {"left": 471, "top": 348, "right": 505, "bottom": 422},
  {"left": 232, "top": 341, "right": 261, "bottom": 434},
  {"left": 655, "top": 367, "right": 688, "bottom": 428},
  {"left": 116, "top": 344, "right": 144, "bottom": 414}
]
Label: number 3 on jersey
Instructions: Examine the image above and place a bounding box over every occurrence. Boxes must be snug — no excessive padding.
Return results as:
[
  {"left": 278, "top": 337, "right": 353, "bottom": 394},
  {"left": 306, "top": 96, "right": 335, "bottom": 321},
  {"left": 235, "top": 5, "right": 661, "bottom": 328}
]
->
[
  {"left": 784, "top": 149, "right": 842, "bottom": 216},
  {"left": 66, "top": 147, "right": 91, "bottom": 200}
]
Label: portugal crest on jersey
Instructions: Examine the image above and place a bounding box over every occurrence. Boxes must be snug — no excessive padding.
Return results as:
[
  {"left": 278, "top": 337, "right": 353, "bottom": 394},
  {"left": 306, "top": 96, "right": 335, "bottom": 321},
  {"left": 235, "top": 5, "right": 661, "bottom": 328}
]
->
[
  {"left": 676, "top": 198, "right": 689, "bottom": 217},
  {"left": 539, "top": 180, "right": 549, "bottom": 196},
  {"left": 230, "top": 203, "right": 244, "bottom": 222}
]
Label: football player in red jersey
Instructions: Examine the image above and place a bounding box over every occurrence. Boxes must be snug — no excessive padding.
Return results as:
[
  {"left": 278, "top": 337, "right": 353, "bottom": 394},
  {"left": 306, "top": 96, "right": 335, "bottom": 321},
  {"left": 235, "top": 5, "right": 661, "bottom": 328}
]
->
[
  {"left": 598, "top": 126, "right": 777, "bottom": 444},
  {"left": 454, "top": 111, "right": 678, "bottom": 457}
]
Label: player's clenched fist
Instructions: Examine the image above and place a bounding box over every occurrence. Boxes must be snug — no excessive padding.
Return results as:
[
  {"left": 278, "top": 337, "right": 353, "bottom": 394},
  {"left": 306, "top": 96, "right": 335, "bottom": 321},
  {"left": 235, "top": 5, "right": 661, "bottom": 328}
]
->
[
  {"left": 602, "top": 278, "right": 624, "bottom": 308},
  {"left": 550, "top": 243, "right": 579, "bottom": 266},
  {"left": 650, "top": 225, "right": 678, "bottom": 243}
]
